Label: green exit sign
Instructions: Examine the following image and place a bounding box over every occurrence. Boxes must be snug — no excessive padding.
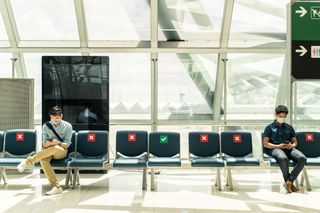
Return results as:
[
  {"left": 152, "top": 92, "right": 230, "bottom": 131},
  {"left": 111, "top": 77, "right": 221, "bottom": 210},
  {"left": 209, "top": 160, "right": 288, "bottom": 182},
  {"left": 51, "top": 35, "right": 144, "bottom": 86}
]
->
[
  {"left": 292, "top": 2, "right": 320, "bottom": 40},
  {"left": 291, "top": 1, "right": 320, "bottom": 79}
]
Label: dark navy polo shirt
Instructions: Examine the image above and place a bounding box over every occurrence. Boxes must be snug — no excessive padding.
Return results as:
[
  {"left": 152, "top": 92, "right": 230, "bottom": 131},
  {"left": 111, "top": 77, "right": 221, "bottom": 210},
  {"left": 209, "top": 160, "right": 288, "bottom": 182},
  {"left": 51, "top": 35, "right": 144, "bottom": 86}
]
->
[{"left": 263, "top": 121, "right": 296, "bottom": 144}]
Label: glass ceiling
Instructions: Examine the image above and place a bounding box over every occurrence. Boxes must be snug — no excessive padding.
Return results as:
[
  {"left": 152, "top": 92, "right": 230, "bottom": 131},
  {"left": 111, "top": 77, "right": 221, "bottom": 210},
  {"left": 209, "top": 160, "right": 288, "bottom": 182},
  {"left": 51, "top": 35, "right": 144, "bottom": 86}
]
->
[
  {"left": 0, "top": 0, "right": 290, "bottom": 47},
  {"left": 229, "top": 0, "right": 289, "bottom": 47},
  {"left": 10, "top": 0, "right": 79, "bottom": 42},
  {"left": 0, "top": 14, "right": 9, "bottom": 47},
  {"left": 84, "top": 0, "right": 150, "bottom": 41}
]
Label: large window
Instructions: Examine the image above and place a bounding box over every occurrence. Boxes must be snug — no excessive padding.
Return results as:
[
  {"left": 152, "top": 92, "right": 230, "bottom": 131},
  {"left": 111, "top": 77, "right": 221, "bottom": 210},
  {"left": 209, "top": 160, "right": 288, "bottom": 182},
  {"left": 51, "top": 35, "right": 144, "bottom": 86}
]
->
[
  {"left": 11, "top": 0, "right": 79, "bottom": 44},
  {"left": 158, "top": 54, "right": 217, "bottom": 120},
  {"left": 0, "top": 54, "right": 13, "bottom": 78},
  {"left": 158, "top": 0, "right": 224, "bottom": 46},
  {"left": 227, "top": 54, "right": 285, "bottom": 120},
  {"left": 0, "top": 16, "right": 9, "bottom": 47},
  {"left": 229, "top": 0, "right": 289, "bottom": 47},
  {"left": 293, "top": 81, "right": 320, "bottom": 121},
  {"left": 96, "top": 54, "right": 151, "bottom": 120},
  {"left": 84, "top": 0, "right": 150, "bottom": 42}
]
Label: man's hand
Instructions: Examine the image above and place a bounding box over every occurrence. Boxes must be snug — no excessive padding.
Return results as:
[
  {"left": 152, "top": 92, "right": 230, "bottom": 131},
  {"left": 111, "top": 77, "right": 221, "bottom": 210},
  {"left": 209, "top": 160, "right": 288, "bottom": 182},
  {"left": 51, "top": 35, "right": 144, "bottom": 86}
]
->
[
  {"left": 52, "top": 139, "right": 60, "bottom": 145},
  {"left": 287, "top": 143, "right": 296, "bottom": 149},
  {"left": 278, "top": 143, "right": 289, "bottom": 149},
  {"left": 43, "top": 139, "right": 61, "bottom": 148}
]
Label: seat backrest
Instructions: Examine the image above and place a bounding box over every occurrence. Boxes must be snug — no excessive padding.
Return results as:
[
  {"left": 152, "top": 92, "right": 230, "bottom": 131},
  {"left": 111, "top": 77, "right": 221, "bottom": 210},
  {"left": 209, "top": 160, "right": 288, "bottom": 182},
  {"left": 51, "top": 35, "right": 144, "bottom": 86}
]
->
[
  {"left": 149, "top": 132, "right": 180, "bottom": 157},
  {"left": 221, "top": 132, "right": 252, "bottom": 157},
  {"left": 76, "top": 130, "right": 108, "bottom": 157},
  {"left": 4, "top": 129, "right": 37, "bottom": 156},
  {"left": 67, "top": 131, "right": 76, "bottom": 155},
  {"left": 189, "top": 132, "right": 220, "bottom": 157},
  {"left": 296, "top": 132, "right": 320, "bottom": 158},
  {"left": 116, "top": 130, "right": 148, "bottom": 157},
  {"left": 0, "top": 131, "right": 4, "bottom": 154}
]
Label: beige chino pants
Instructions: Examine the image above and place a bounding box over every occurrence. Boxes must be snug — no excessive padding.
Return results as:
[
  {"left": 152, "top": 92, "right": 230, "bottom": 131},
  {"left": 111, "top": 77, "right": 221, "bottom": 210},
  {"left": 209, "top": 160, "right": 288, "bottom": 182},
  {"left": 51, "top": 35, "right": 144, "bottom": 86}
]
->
[{"left": 27, "top": 145, "right": 67, "bottom": 188}]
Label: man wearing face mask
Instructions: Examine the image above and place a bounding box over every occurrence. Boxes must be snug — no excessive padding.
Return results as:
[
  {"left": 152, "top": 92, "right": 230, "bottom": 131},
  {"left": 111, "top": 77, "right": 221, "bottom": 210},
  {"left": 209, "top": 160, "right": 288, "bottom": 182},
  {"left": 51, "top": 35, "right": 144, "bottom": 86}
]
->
[
  {"left": 17, "top": 106, "right": 73, "bottom": 195},
  {"left": 263, "top": 105, "right": 306, "bottom": 193}
]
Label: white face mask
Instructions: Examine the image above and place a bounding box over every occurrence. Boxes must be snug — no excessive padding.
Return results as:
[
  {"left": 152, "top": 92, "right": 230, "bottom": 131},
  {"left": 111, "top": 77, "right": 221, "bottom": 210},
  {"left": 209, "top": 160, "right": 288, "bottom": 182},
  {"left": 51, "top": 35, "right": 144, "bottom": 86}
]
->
[
  {"left": 276, "top": 117, "right": 285, "bottom": 124},
  {"left": 51, "top": 118, "right": 61, "bottom": 125}
]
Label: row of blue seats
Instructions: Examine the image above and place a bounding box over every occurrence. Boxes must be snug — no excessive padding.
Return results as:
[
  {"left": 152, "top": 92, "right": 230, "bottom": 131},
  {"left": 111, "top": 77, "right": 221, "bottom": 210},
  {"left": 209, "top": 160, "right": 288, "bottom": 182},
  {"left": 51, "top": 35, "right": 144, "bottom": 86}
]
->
[{"left": 1, "top": 130, "right": 320, "bottom": 191}]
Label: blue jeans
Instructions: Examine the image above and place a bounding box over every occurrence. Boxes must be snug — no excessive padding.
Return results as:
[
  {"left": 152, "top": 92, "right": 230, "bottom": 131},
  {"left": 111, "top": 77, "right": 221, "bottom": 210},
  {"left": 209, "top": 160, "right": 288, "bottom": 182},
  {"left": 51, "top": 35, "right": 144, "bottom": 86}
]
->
[{"left": 269, "top": 148, "right": 306, "bottom": 182}]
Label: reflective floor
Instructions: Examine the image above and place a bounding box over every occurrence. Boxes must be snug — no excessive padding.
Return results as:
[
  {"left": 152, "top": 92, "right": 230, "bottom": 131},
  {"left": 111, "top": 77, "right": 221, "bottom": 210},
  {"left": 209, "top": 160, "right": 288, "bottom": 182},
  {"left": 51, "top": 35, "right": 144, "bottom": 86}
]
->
[{"left": 0, "top": 169, "right": 319, "bottom": 213}]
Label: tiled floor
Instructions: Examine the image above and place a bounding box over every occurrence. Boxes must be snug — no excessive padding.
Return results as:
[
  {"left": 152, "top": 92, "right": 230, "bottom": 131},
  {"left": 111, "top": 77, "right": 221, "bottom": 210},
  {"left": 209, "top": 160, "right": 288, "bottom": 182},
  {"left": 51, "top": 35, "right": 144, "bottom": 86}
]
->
[{"left": 0, "top": 169, "right": 320, "bottom": 213}]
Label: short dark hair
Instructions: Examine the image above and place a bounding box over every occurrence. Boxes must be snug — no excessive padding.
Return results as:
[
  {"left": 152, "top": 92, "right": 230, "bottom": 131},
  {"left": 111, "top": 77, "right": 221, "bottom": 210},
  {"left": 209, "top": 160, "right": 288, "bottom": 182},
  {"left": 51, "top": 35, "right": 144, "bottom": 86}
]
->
[
  {"left": 275, "top": 105, "right": 288, "bottom": 115},
  {"left": 49, "top": 106, "right": 62, "bottom": 116}
]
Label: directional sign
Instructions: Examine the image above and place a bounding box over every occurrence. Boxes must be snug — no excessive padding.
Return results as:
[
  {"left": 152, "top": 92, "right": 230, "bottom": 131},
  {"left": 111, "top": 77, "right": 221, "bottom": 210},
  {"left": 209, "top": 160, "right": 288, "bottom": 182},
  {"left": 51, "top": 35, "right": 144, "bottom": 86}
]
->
[{"left": 292, "top": 2, "right": 320, "bottom": 79}]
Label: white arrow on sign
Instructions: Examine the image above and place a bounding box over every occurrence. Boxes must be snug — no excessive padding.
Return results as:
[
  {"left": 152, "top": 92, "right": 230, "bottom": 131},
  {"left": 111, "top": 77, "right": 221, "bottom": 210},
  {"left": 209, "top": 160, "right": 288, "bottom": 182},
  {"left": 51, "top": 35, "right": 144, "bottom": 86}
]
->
[
  {"left": 296, "top": 46, "right": 307, "bottom": 56},
  {"left": 295, "top": 6, "right": 307, "bottom": 17}
]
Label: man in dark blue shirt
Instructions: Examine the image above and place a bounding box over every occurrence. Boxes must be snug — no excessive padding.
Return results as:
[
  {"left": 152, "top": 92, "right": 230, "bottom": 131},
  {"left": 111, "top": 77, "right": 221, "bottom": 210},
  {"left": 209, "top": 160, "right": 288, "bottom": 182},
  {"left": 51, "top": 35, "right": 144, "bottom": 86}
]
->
[{"left": 263, "top": 105, "right": 306, "bottom": 193}]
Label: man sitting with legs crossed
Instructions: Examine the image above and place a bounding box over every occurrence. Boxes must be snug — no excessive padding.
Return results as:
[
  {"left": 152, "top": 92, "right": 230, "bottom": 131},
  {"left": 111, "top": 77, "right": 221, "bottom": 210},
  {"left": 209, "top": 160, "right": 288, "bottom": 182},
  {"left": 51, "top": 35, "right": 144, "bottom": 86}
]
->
[{"left": 17, "top": 106, "right": 73, "bottom": 195}]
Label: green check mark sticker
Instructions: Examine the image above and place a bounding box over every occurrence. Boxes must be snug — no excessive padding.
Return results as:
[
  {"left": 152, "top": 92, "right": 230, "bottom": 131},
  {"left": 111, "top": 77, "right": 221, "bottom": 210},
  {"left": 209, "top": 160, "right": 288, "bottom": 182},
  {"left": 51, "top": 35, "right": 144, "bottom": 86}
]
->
[{"left": 160, "top": 135, "right": 168, "bottom": 143}]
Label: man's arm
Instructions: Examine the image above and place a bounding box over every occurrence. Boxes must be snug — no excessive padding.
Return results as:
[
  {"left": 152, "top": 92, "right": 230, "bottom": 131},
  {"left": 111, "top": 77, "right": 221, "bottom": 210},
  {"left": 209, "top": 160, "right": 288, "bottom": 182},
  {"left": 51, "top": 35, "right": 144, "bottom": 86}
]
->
[
  {"left": 287, "top": 137, "right": 298, "bottom": 149},
  {"left": 42, "top": 124, "right": 55, "bottom": 148},
  {"left": 263, "top": 137, "right": 289, "bottom": 149},
  {"left": 60, "top": 124, "right": 72, "bottom": 149}
]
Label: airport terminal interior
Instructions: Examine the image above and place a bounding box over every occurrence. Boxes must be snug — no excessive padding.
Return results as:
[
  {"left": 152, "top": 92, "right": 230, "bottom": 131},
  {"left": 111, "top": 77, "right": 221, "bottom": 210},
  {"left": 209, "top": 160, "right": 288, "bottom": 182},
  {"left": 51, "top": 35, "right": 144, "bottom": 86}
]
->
[{"left": 1, "top": 0, "right": 320, "bottom": 212}]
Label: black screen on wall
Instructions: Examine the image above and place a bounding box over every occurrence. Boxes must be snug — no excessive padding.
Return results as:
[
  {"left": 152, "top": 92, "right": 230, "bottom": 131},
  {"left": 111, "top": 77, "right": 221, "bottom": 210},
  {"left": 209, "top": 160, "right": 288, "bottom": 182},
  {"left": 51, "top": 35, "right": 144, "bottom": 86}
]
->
[{"left": 42, "top": 56, "right": 109, "bottom": 131}]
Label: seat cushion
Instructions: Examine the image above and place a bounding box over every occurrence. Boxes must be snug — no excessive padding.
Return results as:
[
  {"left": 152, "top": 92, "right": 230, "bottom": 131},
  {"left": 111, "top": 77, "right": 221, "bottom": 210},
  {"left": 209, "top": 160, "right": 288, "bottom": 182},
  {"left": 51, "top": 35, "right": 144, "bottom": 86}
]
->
[
  {"left": 191, "top": 157, "right": 224, "bottom": 167},
  {"left": 226, "top": 157, "right": 260, "bottom": 166},
  {"left": 0, "top": 157, "right": 25, "bottom": 167},
  {"left": 305, "top": 157, "right": 320, "bottom": 166},
  {"left": 113, "top": 157, "right": 147, "bottom": 168},
  {"left": 148, "top": 157, "right": 181, "bottom": 167},
  {"left": 69, "top": 156, "right": 108, "bottom": 168},
  {"left": 264, "top": 157, "right": 295, "bottom": 167},
  {"left": 34, "top": 157, "right": 73, "bottom": 168}
]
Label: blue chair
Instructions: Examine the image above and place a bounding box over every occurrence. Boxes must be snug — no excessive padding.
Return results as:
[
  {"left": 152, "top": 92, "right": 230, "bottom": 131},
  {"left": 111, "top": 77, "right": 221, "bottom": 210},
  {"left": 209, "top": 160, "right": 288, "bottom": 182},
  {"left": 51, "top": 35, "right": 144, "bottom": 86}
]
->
[
  {"left": 189, "top": 132, "right": 224, "bottom": 190},
  {"left": 148, "top": 132, "right": 181, "bottom": 190},
  {"left": 34, "top": 131, "right": 77, "bottom": 188},
  {"left": 113, "top": 130, "right": 148, "bottom": 190},
  {"left": 0, "top": 131, "right": 4, "bottom": 184},
  {"left": 0, "top": 129, "right": 37, "bottom": 185},
  {"left": 0, "top": 131, "right": 4, "bottom": 156},
  {"left": 296, "top": 132, "right": 320, "bottom": 190},
  {"left": 221, "top": 132, "right": 259, "bottom": 190},
  {"left": 69, "top": 130, "right": 108, "bottom": 188}
]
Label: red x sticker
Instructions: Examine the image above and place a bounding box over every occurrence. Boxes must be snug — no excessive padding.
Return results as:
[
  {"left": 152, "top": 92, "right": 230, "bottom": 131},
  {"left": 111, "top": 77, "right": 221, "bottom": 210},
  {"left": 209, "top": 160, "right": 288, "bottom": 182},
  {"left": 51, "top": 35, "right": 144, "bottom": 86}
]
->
[
  {"left": 16, "top": 133, "right": 24, "bottom": 141},
  {"left": 305, "top": 133, "right": 314, "bottom": 142},
  {"left": 88, "top": 133, "right": 96, "bottom": 142},
  {"left": 128, "top": 133, "right": 136, "bottom": 142},
  {"left": 233, "top": 134, "right": 242, "bottom": 143},
  {"left": 200, "top": 134, "right": 208, "bottom": 143}
]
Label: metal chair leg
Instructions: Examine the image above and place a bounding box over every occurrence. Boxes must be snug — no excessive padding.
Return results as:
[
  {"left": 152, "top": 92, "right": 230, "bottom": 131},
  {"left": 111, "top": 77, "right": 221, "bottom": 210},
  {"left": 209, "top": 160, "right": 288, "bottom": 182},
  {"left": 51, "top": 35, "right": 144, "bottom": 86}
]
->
[
  {"left": 142, "top": 168, "right": 147, "bottom": 190},
  {"left": 0, "top": 169, "right": 2, "bottom": 184},
  {"left": 64, "top": 169, "right": 71, "bottom": 189},
  {"left": 225, "top": 169, "right": 229, "bottom": 186},
  {"left": 227, "top": 168, "right": 233, "bottom": 191},
  {"left": 216, "top": 168, "right": 222, "bottom": 191},
  {"left": 294, "top": 177, "right": 300, "bottom": 190},
  {"left": 151, "top": 168, "right": 156, "bottom": 191},
  {"left": 1, "top": 169, "right": 7, "bottom": 185},
  {"left": 303, "top": 168, "right": 311, "bottom": 191},
  {"left": 72, "top": 169, "right": 78, "bottom": 189},
  {"left": 76, "top": 170, "right": 80, "bottom": 186},
  {"left": 300, "top": 172, "right": 305, "bottom": 186}
]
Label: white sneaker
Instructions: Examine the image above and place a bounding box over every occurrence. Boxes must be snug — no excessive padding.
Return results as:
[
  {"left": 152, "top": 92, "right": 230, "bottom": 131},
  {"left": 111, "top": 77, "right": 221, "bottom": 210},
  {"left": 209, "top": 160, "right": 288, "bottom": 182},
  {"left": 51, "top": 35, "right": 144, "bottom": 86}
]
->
[
  {"left": 17, "top": 159, "right": 28, "bottom": 172},
  {"left": 45, "top": 186, "right": 63, "bottom": 195}
]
